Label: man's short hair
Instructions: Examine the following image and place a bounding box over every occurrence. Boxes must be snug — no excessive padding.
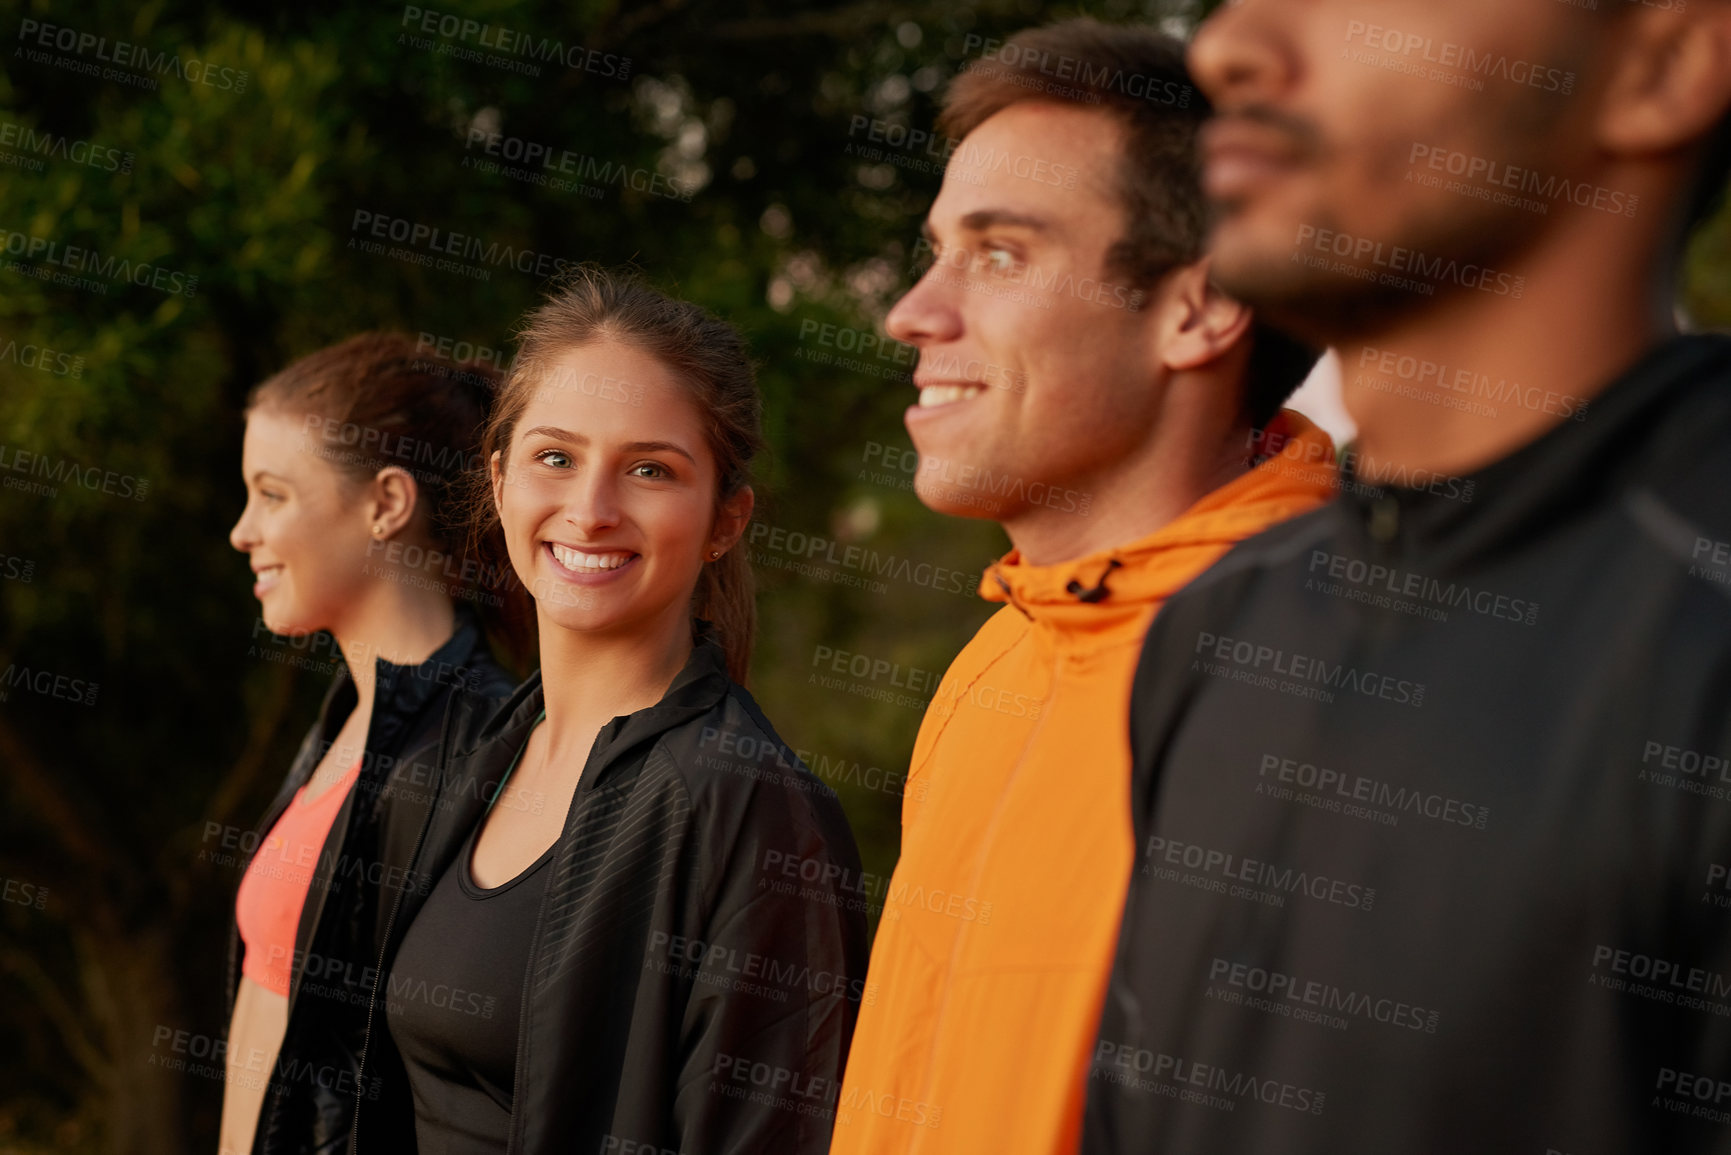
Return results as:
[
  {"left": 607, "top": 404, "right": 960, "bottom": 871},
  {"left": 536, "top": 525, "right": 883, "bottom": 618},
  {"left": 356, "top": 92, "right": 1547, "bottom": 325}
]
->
[{"left": 938, "top": 17, "right": 1319, "bottom": 430}]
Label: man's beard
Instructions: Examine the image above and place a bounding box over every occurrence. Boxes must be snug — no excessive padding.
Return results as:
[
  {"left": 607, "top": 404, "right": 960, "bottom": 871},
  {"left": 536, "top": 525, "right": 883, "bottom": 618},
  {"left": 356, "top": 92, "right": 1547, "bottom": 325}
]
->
[{"left": 1209, "top": 195, "right": 1535, "bottom": 347}]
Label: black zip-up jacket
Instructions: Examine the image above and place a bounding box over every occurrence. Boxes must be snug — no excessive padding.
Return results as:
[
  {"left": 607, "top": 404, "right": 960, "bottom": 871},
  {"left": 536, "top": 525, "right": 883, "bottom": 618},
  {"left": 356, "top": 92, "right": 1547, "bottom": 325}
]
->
[
  {"left": 350, "top": 627, "right": 871, "bottom": 1155},
  {"left": 1085, "top": 334, "right": 1731, "bottom": 1154},
  {"left": 224, "top": 607, "right": 517, "bottom": 1155}
]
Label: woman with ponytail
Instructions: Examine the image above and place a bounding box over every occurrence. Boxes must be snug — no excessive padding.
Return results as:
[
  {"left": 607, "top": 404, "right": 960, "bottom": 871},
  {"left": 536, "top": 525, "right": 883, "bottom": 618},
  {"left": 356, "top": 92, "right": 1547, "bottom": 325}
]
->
[
  {"left": 220, "top": 334, "right": 528, "bottom": 1155},
  {"left": 348, "top": 268, "right": 868, "bottom": 1155}
]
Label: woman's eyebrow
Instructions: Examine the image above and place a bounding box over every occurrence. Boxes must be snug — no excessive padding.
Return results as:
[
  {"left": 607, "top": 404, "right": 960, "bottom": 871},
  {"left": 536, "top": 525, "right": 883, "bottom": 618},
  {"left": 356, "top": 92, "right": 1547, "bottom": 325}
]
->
[{"left": 522, "top": 427, "right": 697, "bottom": 466}]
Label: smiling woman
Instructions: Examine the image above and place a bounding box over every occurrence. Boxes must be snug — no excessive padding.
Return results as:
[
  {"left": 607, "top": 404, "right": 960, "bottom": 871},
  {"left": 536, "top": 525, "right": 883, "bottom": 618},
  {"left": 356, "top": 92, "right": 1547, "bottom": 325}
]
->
[
  {"left": 471, "top": 269, "right": 768, "bottom": 685},
  {"left": 219, "top": 333, "right": 525, "bottom": 1155},
  {"left": 345, "top": 268, "right": 869, "bottom": 1155}
]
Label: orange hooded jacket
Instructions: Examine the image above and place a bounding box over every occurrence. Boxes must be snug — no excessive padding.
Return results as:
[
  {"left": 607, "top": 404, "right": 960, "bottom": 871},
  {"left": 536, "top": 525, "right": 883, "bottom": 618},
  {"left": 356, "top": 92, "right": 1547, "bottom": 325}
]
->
[{"left": 831, "top": 411, "right": 1337, "bottom": 1155}]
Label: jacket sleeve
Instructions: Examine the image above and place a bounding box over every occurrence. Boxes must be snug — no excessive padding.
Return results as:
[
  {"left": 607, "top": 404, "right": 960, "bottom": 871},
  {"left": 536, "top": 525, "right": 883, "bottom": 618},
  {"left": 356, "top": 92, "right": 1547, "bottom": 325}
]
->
[
  {"left": 670, "top": 768, "right": 869, "bottom": 1155},
  {"left": 1680, "top": 692, "right": 1731, "bottom": 1155}
]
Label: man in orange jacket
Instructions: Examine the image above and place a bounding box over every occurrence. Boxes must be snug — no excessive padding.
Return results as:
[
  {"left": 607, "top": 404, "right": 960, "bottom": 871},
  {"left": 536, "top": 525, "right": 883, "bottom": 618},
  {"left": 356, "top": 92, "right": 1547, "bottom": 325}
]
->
[{"left": 829, "top": 18, "right": 1339, "bottom": 1155}]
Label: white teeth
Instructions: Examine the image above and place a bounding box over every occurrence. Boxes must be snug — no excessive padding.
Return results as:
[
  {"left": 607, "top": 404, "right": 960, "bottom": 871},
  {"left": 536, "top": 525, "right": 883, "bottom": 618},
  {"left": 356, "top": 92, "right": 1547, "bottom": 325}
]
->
[
  {"left": 918, "top": 384, "right": 987, "bottom": 408},
  {"left": 551, "top": 544, "right": 634, "bottom": 572}
]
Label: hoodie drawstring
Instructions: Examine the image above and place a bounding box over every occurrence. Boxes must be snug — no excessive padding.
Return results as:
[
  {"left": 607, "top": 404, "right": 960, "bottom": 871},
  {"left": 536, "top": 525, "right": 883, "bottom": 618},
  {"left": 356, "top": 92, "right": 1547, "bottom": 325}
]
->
[{"left": 1065, "top": 557, "right": 1123, "bottom": 603}]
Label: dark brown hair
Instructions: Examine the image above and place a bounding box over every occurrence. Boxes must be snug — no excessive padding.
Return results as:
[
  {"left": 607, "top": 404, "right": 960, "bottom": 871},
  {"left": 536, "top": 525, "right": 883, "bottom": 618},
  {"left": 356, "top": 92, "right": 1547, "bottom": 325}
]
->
[
  {"left": 939, "top": 17, "right": 1319, "bottom": 428},
  {"left": 246, "top": 331, "right": 535, "bottom": 670},
  {"left": 470, "top": 266, "right": 765, "bottom": 684}
]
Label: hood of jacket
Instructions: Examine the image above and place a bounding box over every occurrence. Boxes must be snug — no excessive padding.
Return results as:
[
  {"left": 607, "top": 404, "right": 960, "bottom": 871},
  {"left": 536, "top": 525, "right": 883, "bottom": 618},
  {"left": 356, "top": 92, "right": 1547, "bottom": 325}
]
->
[{"left": 976, "top": 408, "right": 1337, "bottom": 647}]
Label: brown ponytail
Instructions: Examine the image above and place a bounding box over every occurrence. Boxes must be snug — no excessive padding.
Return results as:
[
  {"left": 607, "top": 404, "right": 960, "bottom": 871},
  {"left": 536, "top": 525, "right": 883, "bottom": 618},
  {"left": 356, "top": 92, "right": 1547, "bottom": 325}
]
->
[
  {"left": 246, "top": 332, "right": 537, "bottom": 672},
  {"left": 469, "top": 266, "right": 764, "bottom": 684}
]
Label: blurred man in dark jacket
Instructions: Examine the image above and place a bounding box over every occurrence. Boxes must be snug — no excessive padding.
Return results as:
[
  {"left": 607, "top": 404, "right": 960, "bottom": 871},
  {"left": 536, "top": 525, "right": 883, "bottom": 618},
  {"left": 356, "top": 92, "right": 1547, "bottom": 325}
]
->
[{"left": 1088, "top": 1, "right": 1731, "bottom": 1151}]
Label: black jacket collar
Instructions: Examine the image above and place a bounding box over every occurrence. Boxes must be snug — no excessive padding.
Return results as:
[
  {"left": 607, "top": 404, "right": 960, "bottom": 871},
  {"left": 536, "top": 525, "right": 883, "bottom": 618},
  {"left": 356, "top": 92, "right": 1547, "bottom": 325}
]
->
[
  {"left": 311, "top": 603, "right": 494, "bottom": 757},
  {"left": 1335, "top": 334, "right": 1731, "bottom": 568},
  {"left": 438, "top": 619, "right": 734, "bottom": 793}
]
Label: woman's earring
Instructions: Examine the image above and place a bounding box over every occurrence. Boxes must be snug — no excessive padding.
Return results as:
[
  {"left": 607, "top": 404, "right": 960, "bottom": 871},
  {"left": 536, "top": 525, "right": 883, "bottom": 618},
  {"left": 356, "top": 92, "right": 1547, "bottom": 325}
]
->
[
  {"left": 372, "top": 524, "right": 385, "bottom": 536},
  {"left": 709, "top": 550, "right": 721, "bottom": 560}
]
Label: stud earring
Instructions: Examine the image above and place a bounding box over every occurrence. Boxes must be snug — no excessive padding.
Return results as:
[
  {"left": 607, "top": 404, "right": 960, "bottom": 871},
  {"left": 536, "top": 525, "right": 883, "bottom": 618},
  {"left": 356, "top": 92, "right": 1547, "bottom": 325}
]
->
[
  {"left": 372, "top": 525, "right": 384, "bottom": 536},
  {"left": 709, "top": 550, "right": 721, "bottom": 560}
]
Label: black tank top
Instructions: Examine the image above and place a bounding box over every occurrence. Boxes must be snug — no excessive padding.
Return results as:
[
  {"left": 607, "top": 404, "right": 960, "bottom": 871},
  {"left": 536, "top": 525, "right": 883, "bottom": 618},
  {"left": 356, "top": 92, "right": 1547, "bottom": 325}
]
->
[{"left": 386, "top": 727, "right": 552, "bottom": 1154}]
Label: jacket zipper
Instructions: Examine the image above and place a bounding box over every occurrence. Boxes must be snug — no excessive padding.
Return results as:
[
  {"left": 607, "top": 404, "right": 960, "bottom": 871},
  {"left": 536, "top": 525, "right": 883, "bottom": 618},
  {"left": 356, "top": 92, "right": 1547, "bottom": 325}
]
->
[
  {"left": 504, "top": 832, "right": 554, "bottom": 1155},
  {"left": 349, "top": 696, "right": 459, "bottom": 1151}
]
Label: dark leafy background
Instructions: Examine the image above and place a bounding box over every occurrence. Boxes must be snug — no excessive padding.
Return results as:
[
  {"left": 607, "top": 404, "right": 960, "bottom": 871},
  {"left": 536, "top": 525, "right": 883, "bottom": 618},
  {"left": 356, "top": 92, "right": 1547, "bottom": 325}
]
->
[{"left": 2, "top": 0, "right": 1728, "bottom": 1150}]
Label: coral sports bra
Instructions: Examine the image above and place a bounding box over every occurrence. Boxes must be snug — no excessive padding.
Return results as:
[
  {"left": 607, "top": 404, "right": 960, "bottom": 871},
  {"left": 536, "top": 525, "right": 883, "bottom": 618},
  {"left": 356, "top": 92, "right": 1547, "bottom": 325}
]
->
[{"left": 235, "top": 757, "right": 364, "bottom": 997}]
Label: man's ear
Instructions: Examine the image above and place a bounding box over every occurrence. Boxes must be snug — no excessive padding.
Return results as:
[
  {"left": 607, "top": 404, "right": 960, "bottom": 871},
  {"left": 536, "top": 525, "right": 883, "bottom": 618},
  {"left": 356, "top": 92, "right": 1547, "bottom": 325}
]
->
[
  {"left": 1596, "top": 4, "right": 1731, "bottom": 160},
  {"left": 1156, "top": 257, "right": 1253, "bottom": 373}
]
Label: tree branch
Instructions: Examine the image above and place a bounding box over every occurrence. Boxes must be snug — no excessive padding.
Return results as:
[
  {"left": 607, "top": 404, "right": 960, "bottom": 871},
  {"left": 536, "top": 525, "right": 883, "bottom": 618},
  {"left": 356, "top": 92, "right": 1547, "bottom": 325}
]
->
[
  {"left": 203, "top": 663, "right": 298, "bottom": 838},
  {"left": 0, "top": 713, "right": 112, "bottom": 874},
  {"left": 0, "top": 942, "right": 112, "bottom": 1088}
]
